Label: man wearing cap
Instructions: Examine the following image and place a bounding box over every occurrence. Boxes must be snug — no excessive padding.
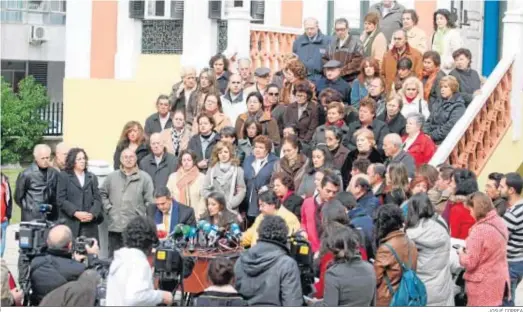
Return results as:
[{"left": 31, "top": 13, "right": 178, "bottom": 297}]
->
[
  {"left": 292, "top": 17, "right": 331, "bottom": 83},
  {"left": 315, "top": 60, "right": 351, "bottom": 103},
  {"left": 243, "top": 67, "right": 270, "bottom": 97}
]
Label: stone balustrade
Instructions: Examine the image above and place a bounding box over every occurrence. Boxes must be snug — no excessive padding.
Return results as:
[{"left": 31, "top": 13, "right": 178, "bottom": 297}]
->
[
  {"left": 429, "top": 57, "right": 515, "bottom": 175},
  {"left": 249, "top": 24, "right": 301, "bottom": 73}
]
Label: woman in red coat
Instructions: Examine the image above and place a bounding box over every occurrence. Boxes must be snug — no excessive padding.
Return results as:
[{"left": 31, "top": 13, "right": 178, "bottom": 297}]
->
[
  {"left": 445, "top": 169, "right": 478, "bottom": 239},
  {"left": 402, "top": 112, "right": 436, "bottom": 167},
  {"left": 457, "top": 192, "right": 510, "bottom": 306}
]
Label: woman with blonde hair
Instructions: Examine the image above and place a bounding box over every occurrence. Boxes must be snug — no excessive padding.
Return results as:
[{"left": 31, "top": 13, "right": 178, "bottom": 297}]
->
[
  {"left": 280, "top": 59, "right": 317, "bottom": 105},
  {"left": 201, "top": 141, "right": 246, "bottom": 216},
  {"left": 191, "top": 93, "right": 231, "bottom": 135},
  {"left": 346, "top": 128, "right": 385, "bottom": 184},
  {"left": 166, "top": 150, "right": 206, "bottom": 219},
  {"left": 400, "top": 76, "right": 430, "bottom": 119},
  {"left": 113, "top": 121, "right": 149, "bottom": 170},
  {"left": 187, "top": 68, "right": 220, "bottom": 125}
]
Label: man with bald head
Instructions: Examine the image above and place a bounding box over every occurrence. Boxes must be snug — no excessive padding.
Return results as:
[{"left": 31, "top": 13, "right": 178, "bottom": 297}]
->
[
  {"left": 52, "top": 142, "right": 69, "bottom": 171},
  {"left": 221, "top": 73, "right": 247, "bottom": 124},
  {"left": 101, "top": 148, "right": 154, "bottom": 257},
  {"left": 383, "top": 133, "right": 416, "bottom": 178},
  {"left": 15, "top": 144, "right": 59, "bottom": 222},
  {"left": 292, "top": 17, "right": 331, "bottom": 83},
  {"left": 29, "top": 225, "right": 99, "bottom": 304},
  {"left": 139, "top": 132, "right": 178, "bottom": 192}
]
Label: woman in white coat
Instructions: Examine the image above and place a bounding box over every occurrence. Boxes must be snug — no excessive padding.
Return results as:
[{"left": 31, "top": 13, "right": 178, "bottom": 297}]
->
[
  {"left": 400, "top": 76, "right": 430, "bottom": 120},
  {"left": 431, "top": 9, "right": 463, "bottom": 74},
  {"left": 405, "top": 193, "right": 455, "bottom": 306}
]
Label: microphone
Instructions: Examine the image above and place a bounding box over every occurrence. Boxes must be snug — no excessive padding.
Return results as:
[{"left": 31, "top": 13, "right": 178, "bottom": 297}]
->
[
  {"left": 197, "top": 220, "right": 209, "bottom": 247},
  {"left": 172, "top": 224, "right": 185, "bottom": 240},
  {"left": 207, "top": 224, "right": 220, "bottom": 247},
  {"left": 186, "top": 226, "right": 197, "bottom": 252},
  {"left": 230, "top": 223, "right": 242, "bottom": 241}
]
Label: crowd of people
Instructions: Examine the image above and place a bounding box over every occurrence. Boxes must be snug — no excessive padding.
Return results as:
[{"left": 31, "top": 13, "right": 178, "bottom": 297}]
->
[{"left": 0, "top": 0, "right": 521, "bottom": 307}]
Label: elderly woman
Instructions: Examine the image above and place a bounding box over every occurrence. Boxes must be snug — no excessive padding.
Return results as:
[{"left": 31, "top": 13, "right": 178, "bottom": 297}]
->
[
  {"left": 209, "top": 53, "right": 231, "bottom": 95},
  {"left": 187, "top": 114, "right": 221, "bottom": 172},
  {"left": 272, "top": 135, "right": 310, "bottom": 192},
  {"left": 347, "top": 97, "right": 390, "bottom": 151},
  {"left": 199, "top": 192, "right": 238, "bottom": 229},
  {"left": 405, "top": 193, "right": 454, "bottom": 306},
  {"left": 421, "top": 51, "right": 446, "bottom": 107},
  {"left": 449, "top": 48, "right": 482, "bottom": 107},
  {"left": 281, "top": 59, "right": 317, "bottom": 105},
  {"left": 374, "top": 204, "right": 418, "bottom": 307},
  {"left": 201, "top": 141, "right": 246, "bottom": 217},
  {"left": 160, "top": 110, "right": 191, "bottom": 157},
  {"left": 423, "top": 76, "right": 466, "bottom": 145},
  {"left": 235, "top": 92, "right": 281, "bottom": 149},
  {"left": 187, "top": 68, "right": 220, "bottom": 126},
  {"left": 346, "top": 128, "right": 385, "bottom": 186},
  {"left": 272, "top": 172, "right": 303, "bottom": 221},
  {"left": 242, "top": 135, "right": 279, "bottom": 227},
  {"left": 400, "top": 10, "right": 428, "bottom": 54},
  {"left": 361, "top": 12, "right": 388, "bottom": 66},
  {"left": 431, "top": 9, "right": 463, "bottom": 74},
  {"left": 311, "top": 101, "right": 351, "bottom": 148},
  {"left": 457, "top": 192, "right": 510, "bottom": 306},
  {"left": 390, "top": 57, "right": 417, "bottom": 96},
  {"left": 113, "top": 121, "right": 149, "bottom": 170},
  {"left": 167, "top": 150, "right": 206, "bottom": 219},
  {"left": 351, "top": 58, "right": 381, "bottom": 109},
  {"left": 377, "top": 94, "right": 406, "bottom": 135},
  {"left": 400, "top": 77, "right": 430, "bottom": 119},
  {"left": 192, "top": 93, "right": 231, "bottom": 135},
  {"left": 402, "top": 113, "right": 436, "bottom": 167},
  {"left": 283, "top": 82, "right": 319, "bottom": 144},
  {"left": 298, "top": 145, "right": 343, "bottom": 198}
]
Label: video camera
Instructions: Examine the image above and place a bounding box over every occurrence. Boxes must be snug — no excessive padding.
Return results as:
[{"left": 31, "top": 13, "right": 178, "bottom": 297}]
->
[
  {"left": 288, "top": 233, "right": 315, "bottom": 297},
  {"left": 153, "top": 237, "right": 195, "bottom": 296},
  {"left": 15, "top": 204, "right": 55, "bottom": 257}
]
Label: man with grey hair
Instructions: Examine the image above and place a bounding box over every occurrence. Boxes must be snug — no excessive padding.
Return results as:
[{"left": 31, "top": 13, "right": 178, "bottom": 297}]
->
[
  {"left": 168, "top": 66, "right": 198, "bottom": 124},
  {"left": 15, "top": 144, "right": 59, "bottom": 221},
  {"left": 29, "top": 225, "right": 100, "bottom": 305},
  {"left": 383, "top": 133, "right": 416, "bottom": 178},
  {"left": 323, "top": 17, "right": 363, "bottom": 83},
  {"left": 101, "top": 148, "right": 154, "bottom": 258},
  {"left": 292, "top": 17, "right": 331, "bottom": 83},
  {"left": 52, "top": 142, "right": 69, "bottom": 171},
  {"left": 237, "top": 58, "right": 255, "bottom": 89}
]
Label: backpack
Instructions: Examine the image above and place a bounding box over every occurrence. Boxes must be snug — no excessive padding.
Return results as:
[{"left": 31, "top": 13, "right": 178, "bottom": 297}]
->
[{"left": 383, "top": 239, "right": 427, "bottom": 307}]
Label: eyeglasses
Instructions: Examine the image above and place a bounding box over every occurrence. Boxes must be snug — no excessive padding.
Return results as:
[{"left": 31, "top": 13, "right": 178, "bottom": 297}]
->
[
  {"left": 231, "top": 81, "right": 241, "bottom": 84},
  {"left": 268, "top": 92, "right": 279, "bottom": 96},
  {"left": 335, "top": 28, "right": 347, "bottom": 32}
]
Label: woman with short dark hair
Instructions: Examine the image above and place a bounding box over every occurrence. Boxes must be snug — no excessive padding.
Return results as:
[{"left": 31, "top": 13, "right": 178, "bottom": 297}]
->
[
  {"left": 187, "top": 114, "right": 221, "bottom": 172},
  {"left": 421, "top": 51, "right": 446, "bottom": 107},
  {"left": 391, "top": 57, "right": 416, "bottom": 95},
  {"left": 191, "top": 257, "right": 247, "bottom": 306},
  {"left": 272, "top": 172, "right": 303, "bottom": 221},
  {"left": 57, "top": 148, "right": 102, "bottom": 240},
  {"left": 431, "top": 9, "right": 463, "bottom": 73},
  {"left": 401, "top": 9, "right": 428, "bottom": 54},
  {"left": 405, "top": 194, "right": 454, "bottom": 306},
  {"left": 209, "top": 54, "right": 231, "bottom": 95},
  {"left": 283, "top": 82, "right": 319, "bottom": 145},
  {"left": 449, "top": 48, "right": 482, "bottom": 106},
  {"left": 445, "top": 168, "right": 478, "bottom": 239}
]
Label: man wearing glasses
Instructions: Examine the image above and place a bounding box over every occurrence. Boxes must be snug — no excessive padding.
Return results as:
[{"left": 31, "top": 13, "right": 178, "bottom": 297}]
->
[{"left": 322, "top": 18, "right": 364, "bottom": 84}]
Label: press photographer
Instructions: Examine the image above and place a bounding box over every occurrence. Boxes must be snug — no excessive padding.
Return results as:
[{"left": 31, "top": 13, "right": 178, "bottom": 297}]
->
[
  {"left": 29, "top": 224, "right": 100, "bottom": 305},
  {"left": 106, "top": 216, "right": 173, "bottom": 306}
]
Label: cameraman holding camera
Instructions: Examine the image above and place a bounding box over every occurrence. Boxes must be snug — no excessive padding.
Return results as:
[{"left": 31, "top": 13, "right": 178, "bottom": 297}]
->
[
  {"left": 29, "top": 225, "right": 99, "bottom": 305},
  {"left": 106, "top": 216, "right": 173, "bottom": 306}
]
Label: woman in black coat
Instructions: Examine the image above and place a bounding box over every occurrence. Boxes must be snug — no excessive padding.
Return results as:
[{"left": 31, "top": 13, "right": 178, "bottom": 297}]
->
[
  {"left": 187, "top": 114, "right": 221, "bottom": 173},
  {"left": 57, "top": 148, "right": 102, "bottom": 240},
  {"left": 449, "top": 48, "right": 482, "bottom": 107},
  {"left": 346, "top": 128, "right": 385, "bottom": 184},
  {"left": 272, "top": 172, "right": 303, "bottom": 221},
  {"left": 377, "top": 95, "right": 406, "bottom": 136}
]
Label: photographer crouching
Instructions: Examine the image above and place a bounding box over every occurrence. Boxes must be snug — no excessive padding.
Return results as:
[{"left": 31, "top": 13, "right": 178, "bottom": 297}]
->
[
  {"left": 105, "top": 216, "right": 173, "bottom": 306},
  {"left": 29, "top": 224, "right": 100, "bottom": 305}
]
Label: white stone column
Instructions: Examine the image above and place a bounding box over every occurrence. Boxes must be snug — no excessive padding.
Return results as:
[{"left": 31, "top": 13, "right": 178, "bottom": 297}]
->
[
  {"left": 225, "top": 6, "right": 252, "bottom": 60},
  {"left": 114, "top": 0, "right": 143, "bottom": 80},
  {"left": 502, "top": 7, "right": 523, "bottom": 141},
  {"left": 64, "top": 0, "right": 92, "bottom": 79},
  {"left": 182, "top": 0, "right": 214, "bottom": 72}
]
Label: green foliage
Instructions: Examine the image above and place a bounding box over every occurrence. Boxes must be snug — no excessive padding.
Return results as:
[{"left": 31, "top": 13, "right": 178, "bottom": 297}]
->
[{"left": 1, "top": 76, "right": 49, "bottom": 164}]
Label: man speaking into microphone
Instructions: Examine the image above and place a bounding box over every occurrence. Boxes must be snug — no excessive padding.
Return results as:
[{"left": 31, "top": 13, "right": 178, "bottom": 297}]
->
[{"left": 150, "top": 187, "right": 196, "bottom": 235}]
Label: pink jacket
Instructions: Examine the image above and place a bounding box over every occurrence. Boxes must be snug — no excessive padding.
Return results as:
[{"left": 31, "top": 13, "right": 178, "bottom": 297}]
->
[
  {"left": 459, "top": 210, "right": 510, "bottom": 306},
  {"left": 301, "top": 196, "right": 321, "bottom": 253}
]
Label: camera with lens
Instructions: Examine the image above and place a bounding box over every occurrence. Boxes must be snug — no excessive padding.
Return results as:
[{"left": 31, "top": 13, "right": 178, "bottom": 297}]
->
[
  {"left": 15, "top": 204, "right": 55, "bottom": 257},
  {"left": 74, "top": 236, "right": 96, "bottom": 255},
  {"left": 288, "top": 233, "right": 315, "bottom": 297},
  {"left": 154, "top": 238, "right": 194, "bottom": 294}
]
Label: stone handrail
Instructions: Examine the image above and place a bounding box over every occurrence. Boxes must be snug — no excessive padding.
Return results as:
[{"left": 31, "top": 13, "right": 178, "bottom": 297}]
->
[
  {"left": 249, "top": 24, "right": 301, "bottom": 73},
  {"left": 429, "top": 55, "right": 515, "bottom": 174}
]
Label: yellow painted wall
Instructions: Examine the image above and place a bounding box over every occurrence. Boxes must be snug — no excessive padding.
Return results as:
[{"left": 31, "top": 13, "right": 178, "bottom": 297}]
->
[{"left": 63, "top": 54, "right": 181, "bottom": 165}]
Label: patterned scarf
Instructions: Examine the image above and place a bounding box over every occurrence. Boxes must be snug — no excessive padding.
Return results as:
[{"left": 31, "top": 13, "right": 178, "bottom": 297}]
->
[
  {"left": 325, "top": 120, "right": 345, "bottom": 128},
  {"left": 170, "top": 127, "right": 184, "bottom": 156},
  {"left": 422, "top": 67, "right": 440, "bottom": 101},
  {"left": 175, "top": 166, "right": 200, "bottom": 206}
]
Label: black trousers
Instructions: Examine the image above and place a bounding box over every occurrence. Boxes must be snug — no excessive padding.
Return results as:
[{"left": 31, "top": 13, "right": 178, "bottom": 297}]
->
[{"left": 108, "top": 232, "right": 123, "bottom": 259}]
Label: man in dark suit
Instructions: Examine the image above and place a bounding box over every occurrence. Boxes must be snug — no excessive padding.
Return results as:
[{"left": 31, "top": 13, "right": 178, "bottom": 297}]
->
[{"left": 149, "top": 187, "right": 196, "bottom": 234}]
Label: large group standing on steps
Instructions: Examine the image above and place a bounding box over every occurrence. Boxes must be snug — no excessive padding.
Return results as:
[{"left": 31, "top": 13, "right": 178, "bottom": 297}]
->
[{"left": 1, "top": 0, "right": 521, "bottom": 307}]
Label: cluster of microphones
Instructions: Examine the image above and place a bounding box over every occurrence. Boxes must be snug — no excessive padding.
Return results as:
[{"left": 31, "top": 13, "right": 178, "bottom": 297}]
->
[{"left": 167, "top": 220, "right": 242, "bottom": 252}]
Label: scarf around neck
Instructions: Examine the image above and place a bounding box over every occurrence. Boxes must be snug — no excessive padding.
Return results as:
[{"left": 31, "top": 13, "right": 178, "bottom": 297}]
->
[
  {"left": 325, "top": 120, "right": 345, "bottom": 128},
  {"left": 175, "top": 166, "right": 200, "bottom": 205},
  {"left": 422, "top": 67, "right": 440, "bottom": 101}
]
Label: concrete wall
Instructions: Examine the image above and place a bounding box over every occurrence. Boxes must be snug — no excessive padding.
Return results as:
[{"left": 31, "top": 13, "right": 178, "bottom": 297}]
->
[
  {"left": 47, "top": 61, "right": 64, "bottom": 102},
  {"left": 63, "top": 54, "right": 182, "bottom": 164},
  {"left": 0, "top": 23, "right": 65, "bottom": 61}
]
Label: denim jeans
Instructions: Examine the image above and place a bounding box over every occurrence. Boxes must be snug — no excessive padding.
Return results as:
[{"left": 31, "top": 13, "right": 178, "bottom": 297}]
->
[
  {"left": 0, "top": 220, "right": 8, "bottom": 257},
  {"left": 508, "top": 260, "right": 523, "bottom": 306}
]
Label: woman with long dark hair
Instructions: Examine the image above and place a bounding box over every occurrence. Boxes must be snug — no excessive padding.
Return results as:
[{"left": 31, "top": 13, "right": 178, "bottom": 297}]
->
[
  {"left": 113, "top": 121, "right": 149, "bottom": 169},
  {"left": 405, "top": 193, "right": 454, "bottom": 306},
  {"left": 57, "top": 148, "right": 102, "bottom": 240},
  {"left": 384, "top": 162, "right": 410, "bottom": 206},
  {"left": 373, "top": 204, "right": 418, "bottom": 306},
  {"left": 199, "top": 192, "right": 238, "bottom": 229},
  {"left": 237, "top": 117, "right": 263, "bottom": 159},
  {"left": 297, "top": 145, "right": 342, "bottom": 198},
  {"left": 272, "top": 135, "right": 310, "bottom": 192}
]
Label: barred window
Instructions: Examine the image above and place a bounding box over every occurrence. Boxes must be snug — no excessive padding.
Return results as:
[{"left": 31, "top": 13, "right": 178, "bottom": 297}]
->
[{"left": 141, "top": 20, "right": 183, "bottom": 54}]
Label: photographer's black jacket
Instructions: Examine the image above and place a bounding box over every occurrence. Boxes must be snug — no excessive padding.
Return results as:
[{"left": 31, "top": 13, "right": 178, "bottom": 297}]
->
[{"left": 30, "top": 248, "right": 97, "bottom": 304}]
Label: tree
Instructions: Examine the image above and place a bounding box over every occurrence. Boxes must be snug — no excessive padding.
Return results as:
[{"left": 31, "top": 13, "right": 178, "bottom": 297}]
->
[{"left": 1, "top": 76, "right": 49, "bottom": 164}]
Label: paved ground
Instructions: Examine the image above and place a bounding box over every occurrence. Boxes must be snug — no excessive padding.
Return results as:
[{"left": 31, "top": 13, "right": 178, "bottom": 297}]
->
[{"left": 3, "top": 223, "right": 523, "bottom": 305}]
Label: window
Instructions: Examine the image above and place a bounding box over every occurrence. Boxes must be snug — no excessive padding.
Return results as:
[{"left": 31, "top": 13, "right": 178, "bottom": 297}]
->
[
  {"left": 0, "top": 0, "right": 65, "bottom": 24},
  {"left": 1, "top": 60, "right": 48, "bottom": 93},
  {"left": 144, "top": 0, "right": 183, "bottom": 20}
]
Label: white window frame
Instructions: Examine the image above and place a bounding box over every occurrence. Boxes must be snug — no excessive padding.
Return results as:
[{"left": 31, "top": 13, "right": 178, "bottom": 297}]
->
[{"left": 144, "top": 0, "right": 172, "bottom": 20}]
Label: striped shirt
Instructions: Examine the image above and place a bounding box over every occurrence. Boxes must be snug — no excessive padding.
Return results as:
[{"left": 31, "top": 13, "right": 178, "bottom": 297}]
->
[{"left": 503, "top": 199, "right": 523, "bottom": 262}]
